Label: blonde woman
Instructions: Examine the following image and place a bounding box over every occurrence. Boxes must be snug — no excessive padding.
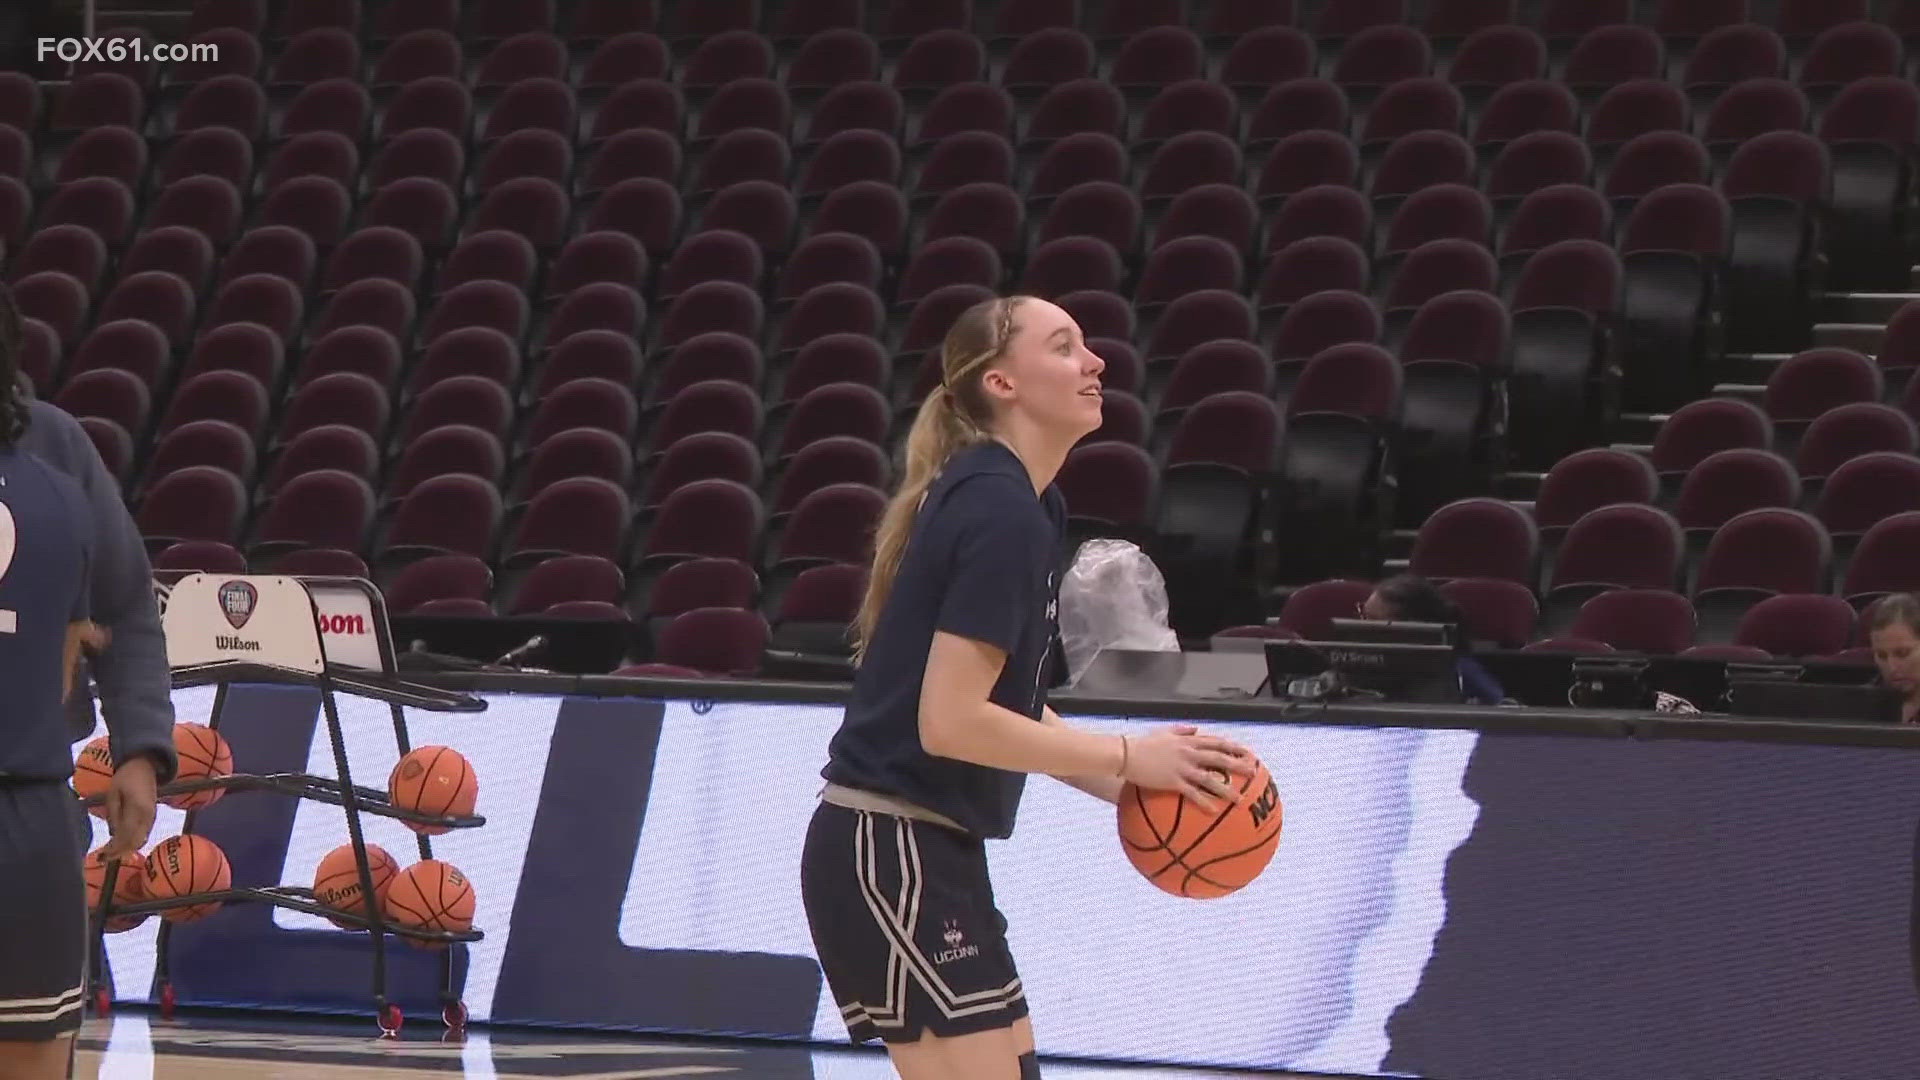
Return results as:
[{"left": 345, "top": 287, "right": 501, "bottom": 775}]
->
[{"left": 799, "top": 296, "right": 1253, "bottom": 1079}]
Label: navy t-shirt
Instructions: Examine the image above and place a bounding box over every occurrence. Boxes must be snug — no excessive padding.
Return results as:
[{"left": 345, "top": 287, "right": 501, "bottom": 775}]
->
[
  {"left": 822, "top": 440, "right": 1067, "bottom": 840},
  {"left": 0, "top": 442, "right": 95, "bottom": 780}
]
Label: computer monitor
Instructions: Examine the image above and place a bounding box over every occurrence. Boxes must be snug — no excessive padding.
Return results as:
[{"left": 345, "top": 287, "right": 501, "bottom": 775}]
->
[
  {"left": 1725, "top": 679, "right": 1905, "bottom": 725},
  {"left": 1265, "top": 639, "right": 1465, "bottom": 705}
]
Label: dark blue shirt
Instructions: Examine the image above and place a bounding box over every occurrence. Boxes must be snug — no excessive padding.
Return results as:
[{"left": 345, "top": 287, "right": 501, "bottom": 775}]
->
[
  {"left": 823, "top": 440, "right": 1067, "bottom": 840},
  {"left": 0, "top": 442, "right": 95, "bottom": 780}
]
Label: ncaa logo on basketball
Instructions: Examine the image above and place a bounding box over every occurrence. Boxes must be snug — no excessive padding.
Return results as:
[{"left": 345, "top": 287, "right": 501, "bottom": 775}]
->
[{"left": 218, "top": 580, "right": 258, "bottom": 630}]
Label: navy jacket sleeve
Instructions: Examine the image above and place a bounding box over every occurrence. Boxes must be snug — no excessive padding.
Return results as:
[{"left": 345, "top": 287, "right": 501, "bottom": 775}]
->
[
  {"left": 933, "top": 476, "right": 1051, "bottom": 657},
  {"left": 66, "top": 493, "right": 92, "bottom": 624},
  {"left": 24, "top": 401, "right": 178, "bottom": 784}
]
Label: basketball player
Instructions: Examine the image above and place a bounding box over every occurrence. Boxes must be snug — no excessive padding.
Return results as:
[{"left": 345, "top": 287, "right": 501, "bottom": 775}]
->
[
  {"left": 0, "top": 328, "right": 104, "bottom": 1077},
  {"left": 0, "top": 287, "right": 172, "bottom": 1079},
  {"left": 800, "top": 296, "right": 1255, "bottom": 1079},
  {"left": 5, "top": 284, "right": 176, "bottom": 823}
]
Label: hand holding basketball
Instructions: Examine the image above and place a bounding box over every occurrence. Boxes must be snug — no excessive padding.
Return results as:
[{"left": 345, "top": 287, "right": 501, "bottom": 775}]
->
[
  {"left": 1119, "top": 724, "right": 1256, "bottom": 811},
  {"left": 1119, "top": 750, "right": 1283, "bottom": 899}
]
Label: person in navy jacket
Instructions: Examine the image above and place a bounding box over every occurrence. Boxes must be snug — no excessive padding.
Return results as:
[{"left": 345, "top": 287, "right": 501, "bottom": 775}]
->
[{"left": 0, "top": 285, "right": 172, "bottom": 1076}]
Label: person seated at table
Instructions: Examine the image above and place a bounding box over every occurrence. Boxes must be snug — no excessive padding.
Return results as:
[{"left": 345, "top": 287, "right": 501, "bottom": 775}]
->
[
  {"left": 1867, "top": 593, "right": 1920, "bottom": 724},
  {"left": 1359, "top": 574, "right": 1508, "bottom": 706}
]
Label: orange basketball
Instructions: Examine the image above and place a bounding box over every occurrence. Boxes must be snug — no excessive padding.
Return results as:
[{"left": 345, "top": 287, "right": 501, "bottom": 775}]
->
[
  {"left": 84, "top": 848, "right": 148, "bottom": 933},
  {"left": 382, "top": 860, "right": 475, "bottom": 949},
  {"left": 1117, "top": 753, "right": 1282, "bottom": 899},
  {"left": 312, "top": 843, "right": 399, "bottom": 930},
  {"left": 73, "top": 736, "right": 114, "bottom": 819},
  {"left": 142, "top": 834, "right": 232, "bottom": 921},
  {"left": 164, "top": 723, "right": 234, "bottom": 810},
  {"left": 387, "top": 747, "right": 477, "bottom": 835}
]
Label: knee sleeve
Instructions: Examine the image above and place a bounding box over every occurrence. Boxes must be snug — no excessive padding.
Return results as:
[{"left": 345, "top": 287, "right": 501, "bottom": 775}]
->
[{"left": 1018, "top": 1050, "right": 1041, "bottom": 1079}]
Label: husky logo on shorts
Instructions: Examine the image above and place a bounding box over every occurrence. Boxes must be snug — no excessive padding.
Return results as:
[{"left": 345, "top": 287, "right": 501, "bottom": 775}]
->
[
  {"left": 218, "top": 580, "right": 258, "bottom": 630},
  {"left": 934, "top": 919, "right": 979, "bottom": 965}
]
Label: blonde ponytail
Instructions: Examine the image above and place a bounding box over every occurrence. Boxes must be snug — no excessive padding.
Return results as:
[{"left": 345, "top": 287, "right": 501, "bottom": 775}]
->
[{"left": 852, "top": 295, "right": 1031, "bottom": 661}]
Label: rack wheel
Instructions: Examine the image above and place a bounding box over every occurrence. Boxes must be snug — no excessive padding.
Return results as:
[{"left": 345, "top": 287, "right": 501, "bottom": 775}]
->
[
  {"left": 441, "top": 1001, "right": 467, "bottom": 1031},
  {"left": 378, "top": 1003, "right": 403, "bottom": 1039},
  {"left": 158, "top": 983, "right": 176, "bottom": 1020},
  {"left": 92, "top": 988, "right": 110, "bottom": 1017}
]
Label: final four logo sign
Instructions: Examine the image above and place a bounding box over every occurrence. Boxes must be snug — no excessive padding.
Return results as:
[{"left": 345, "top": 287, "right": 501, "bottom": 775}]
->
[
  {"left": 219, "top": 580, "right": 259, "bottom": 630},
  {"left": 164, "top": 575, "right": 326, "bottom": 674}
]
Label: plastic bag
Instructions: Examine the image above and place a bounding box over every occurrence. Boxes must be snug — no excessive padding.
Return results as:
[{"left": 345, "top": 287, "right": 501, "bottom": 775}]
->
[{"left": 1057, "top": 538, "right": 1180, "bottom": 685}]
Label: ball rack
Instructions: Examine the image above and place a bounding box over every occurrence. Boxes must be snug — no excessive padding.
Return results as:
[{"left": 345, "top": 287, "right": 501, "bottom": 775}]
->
[{"left": 83, "top": 575, "right": 488, "bottom": 1038}]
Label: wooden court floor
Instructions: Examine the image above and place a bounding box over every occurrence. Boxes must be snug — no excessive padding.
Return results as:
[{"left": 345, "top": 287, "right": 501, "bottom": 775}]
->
[{"left": 72, "top": 1012, "right": 1311, "bottom": 1079}]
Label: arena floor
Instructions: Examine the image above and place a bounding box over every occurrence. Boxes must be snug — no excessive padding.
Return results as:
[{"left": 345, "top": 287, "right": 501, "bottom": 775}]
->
[{"left": 73, "top": 1012, "right": 1318, "bottom": 1079}]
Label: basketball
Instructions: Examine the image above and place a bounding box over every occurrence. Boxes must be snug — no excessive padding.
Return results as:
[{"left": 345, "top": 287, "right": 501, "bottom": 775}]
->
[
  {"left": 382, "top": 860, "right": 475, "bottom": 948},
  {"left": 142, "top": 834, "right": 233, "bottom": 921},
  {"left": 73, "top": 735, "right": 114, "bottom": 819},
  {"left": 164, "top": 722, "right": 234, "bottom": 810},
  {"left": 84, "top": 848, "right": 149, "bottom": 933},
  {"left": 313, "top": 843, "right": 399, "bottom": 930},
  {"left": 388, "top": 746, "right": 477, "bottom": 835},
  {"left": 1117, "top": 753, "right": 1283, "bottom": 899}
]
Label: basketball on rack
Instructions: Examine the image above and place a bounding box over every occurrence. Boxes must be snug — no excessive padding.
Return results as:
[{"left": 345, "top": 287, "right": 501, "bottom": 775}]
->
[
  {"left": 143, "top": 834, "right": 233, "bottom": 921},
  {"left": 1117, "top": 752, "right": 1284, "bottom": 900},
  {"left": 383, "top": 860, "right": 476, "bottom": 949},
  {"left": 73, "top": 735, "right": 114, "bottom": 819},
  {"left": 84, "top": 848, "right": 149, "bottom": 933},
  {"left": 164, "top": 722, "right": 235, "bottom": 810},
  {"left": 388, "top": 746, "right": 478, "bottom": 835},
  {"left": 313, "top": 842, "right": 398, "bottom": 930}
]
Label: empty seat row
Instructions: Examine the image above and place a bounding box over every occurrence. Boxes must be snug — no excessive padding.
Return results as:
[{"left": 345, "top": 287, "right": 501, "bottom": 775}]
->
[
  {"left": 1653, "top": 389, "right": 1920, "bottom": 476},
  {"left": 1529, "top": 442, "right": 1920, "bottom": 540},
  {"left": 47, "top": 15, "right": 1920, "bottom": 110},
  {"left": 6, "top": 83, "right": 1863, "bottom": 236},
  {"left": 24, "top": 58, "right": 1920, "bottom": 166},
  {"left": 172, "top": 0, "right": 1911, "bottom": 48},
  {"left": 132, "top": 454, "right": 886, "bottom": 575},
  {"left": 120, "top": 123, "right": 1866, "bottom": 248},
  {"left": 11, "top": 262, "right": 647, "bottom": 349},
  {"left": 6, "top": 229, "right": 1605, "bottom": 363},
  {"left": 0, "top": 177, "right": 1810, "bottom": 302},
  {"left": 1408, "top": 497, "right": 1920, "bottom": 607},
  {"left": 155, "top": 419, "right": 889, "bottom": 514},
  {"left": 54, "top": 356, "right": 914, "bottom": 462},
  {"left": 7, "top": 217, "right": 1626, "bottom": 354}
]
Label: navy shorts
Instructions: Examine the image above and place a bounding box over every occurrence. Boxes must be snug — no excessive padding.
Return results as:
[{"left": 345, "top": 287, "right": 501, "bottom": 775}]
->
[
  {"left": 800, "top": 800, "right": 1028, "bottom": 1045},
  {"left": 0, "top": 780, "right": 90, "bottom": 1040}
]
